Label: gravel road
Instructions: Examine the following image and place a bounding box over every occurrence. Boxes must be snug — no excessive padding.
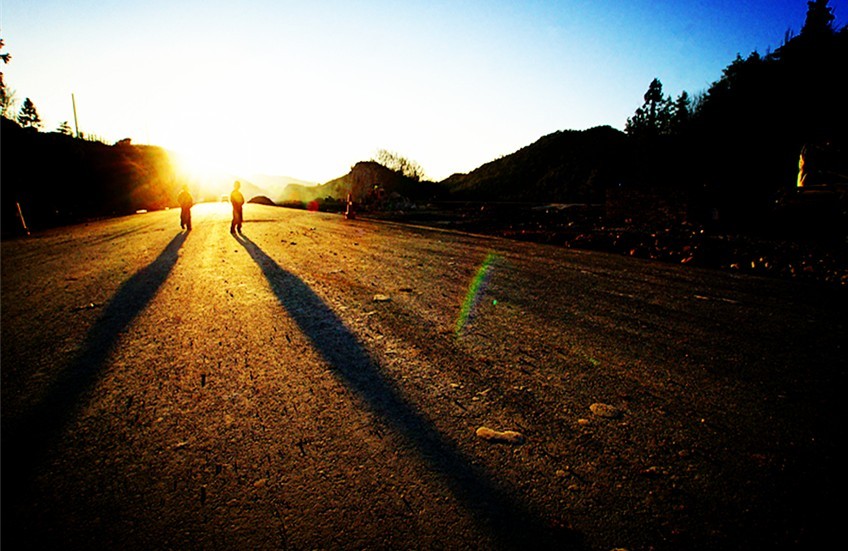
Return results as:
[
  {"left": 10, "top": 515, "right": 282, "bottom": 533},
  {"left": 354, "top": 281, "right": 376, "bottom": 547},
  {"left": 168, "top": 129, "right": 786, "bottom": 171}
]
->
[{"left": 2, "top": 202, "right": 845, "bottom": 550}]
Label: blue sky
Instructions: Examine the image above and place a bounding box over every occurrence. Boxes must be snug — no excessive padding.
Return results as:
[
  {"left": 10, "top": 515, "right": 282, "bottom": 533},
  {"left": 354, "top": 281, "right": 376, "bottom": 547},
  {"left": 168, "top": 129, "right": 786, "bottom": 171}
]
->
[{"left": 2, "top": 0, "right": 844, "bottom": 183}]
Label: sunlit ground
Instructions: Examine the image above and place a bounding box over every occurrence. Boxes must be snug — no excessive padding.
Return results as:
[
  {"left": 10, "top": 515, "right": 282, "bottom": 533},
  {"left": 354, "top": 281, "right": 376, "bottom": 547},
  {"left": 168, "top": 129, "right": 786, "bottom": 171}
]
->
[
  {"left": 161, "top": 199, "right": 234, "bottom": 219},
  {"left": 191, "top": 200, "right": 232, "bottom": 214}
]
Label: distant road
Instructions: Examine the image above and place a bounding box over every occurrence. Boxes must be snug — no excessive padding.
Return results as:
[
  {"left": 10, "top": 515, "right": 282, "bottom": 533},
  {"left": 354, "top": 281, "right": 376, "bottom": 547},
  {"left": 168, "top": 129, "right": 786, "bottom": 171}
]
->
[{"left": 2, "top": 203, "right": 845, "bottom": 550}]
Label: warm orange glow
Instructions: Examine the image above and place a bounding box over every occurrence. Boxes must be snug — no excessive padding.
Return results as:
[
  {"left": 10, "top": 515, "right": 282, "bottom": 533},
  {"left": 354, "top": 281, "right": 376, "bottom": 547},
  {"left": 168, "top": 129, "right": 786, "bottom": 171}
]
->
[
  {"left": 170, "top": 150, "right": 236, "bottom": 202},
  {"left": 172, "top": 150, "right": 216, "bottom": 185}
]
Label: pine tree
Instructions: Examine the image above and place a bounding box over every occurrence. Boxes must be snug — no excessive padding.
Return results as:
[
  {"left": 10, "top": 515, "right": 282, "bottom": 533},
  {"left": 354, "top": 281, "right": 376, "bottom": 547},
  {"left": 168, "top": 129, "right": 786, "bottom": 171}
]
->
[
  {"left": 671, "top": 91, "right": 691, "bottom": 132},
  {"left": 1, "top": 37, "right": 12, "bottom": 118},
  {"left": 57, "top": 120, "right": 73, "bottom": 135},
  {"left": 0, "top": 37, "right": 9, "bottom": 65},
  {"left": 801, "top": 0, "right": 835, "bottom": 37},
  {"left": 17, "top": 97, "right": 42, "bottom": 129},
  {"left": 625, "top": 78, "right": 673, "bottom": 137}
]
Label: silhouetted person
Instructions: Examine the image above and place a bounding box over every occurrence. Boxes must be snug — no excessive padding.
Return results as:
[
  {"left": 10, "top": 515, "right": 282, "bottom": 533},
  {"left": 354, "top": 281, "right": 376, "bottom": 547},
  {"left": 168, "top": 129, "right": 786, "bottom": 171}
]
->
[
  {"left": 178, "top": 185, "right": 193, "bottom": 231},
  {"left": 230, "top": 180, "right": 245, "bottom": 234}
]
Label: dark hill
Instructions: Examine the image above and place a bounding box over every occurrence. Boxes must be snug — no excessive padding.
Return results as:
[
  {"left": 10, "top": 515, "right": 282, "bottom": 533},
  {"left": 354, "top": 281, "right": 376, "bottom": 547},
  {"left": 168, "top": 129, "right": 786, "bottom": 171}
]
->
[
  {"left": 247, "top": 195, "right": 275, "bottom": 206},
  {"left": 1, "top": 117, "right": 180, "bottom": 235},
  {"left": 441, "top": 126, "right": 630, "bottom": 204}
]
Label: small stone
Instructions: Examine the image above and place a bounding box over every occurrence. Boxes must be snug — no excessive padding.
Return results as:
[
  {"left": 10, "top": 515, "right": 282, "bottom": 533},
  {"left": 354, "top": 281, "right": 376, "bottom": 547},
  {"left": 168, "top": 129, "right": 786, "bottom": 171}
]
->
[
  {"left": 640, "top": 466, "right": 664, "bottom": 477},
  {"left": 589, "top": 403, "right": 621, "bottom": 419},
  {"left": 476, "top": 426, "right": 525, "bottom": 445},
  {"left": 373, "top": 294, "right": 391, "bottom": 302}
]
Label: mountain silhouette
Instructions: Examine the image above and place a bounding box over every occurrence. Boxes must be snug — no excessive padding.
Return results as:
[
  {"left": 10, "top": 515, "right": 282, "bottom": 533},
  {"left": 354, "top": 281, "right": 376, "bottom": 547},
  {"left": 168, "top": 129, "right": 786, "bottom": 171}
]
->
[{"left": 441, "top": 126, "right": 629, "bottom": 204}]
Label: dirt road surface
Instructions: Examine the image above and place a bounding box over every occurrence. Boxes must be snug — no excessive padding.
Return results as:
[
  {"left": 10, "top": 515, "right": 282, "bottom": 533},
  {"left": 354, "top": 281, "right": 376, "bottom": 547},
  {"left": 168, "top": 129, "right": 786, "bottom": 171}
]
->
[{"left": 2, "top": 203, "right": 845, "bottom": 550}]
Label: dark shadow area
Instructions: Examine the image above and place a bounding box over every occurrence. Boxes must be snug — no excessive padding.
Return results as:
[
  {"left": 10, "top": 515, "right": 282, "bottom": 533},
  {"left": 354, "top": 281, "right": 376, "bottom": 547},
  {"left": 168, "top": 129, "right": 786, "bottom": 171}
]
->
[
  {"left": 234, "top": 234, "right": 582, "bottom": 549},
  {"left": 1, "top": 117, "right": 181, "bottom": 236},
  {"left": 1, "top": 232, "right": 187, "bottom": 544}
]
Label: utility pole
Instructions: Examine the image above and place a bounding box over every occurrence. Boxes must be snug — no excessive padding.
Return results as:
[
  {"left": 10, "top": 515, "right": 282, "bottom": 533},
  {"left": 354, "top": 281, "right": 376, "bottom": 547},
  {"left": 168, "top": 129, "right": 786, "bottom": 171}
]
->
[
  {"left": 71, "top": 93, "right": 80, "bottom": 138},
  {"left": 16, "top": 202, "right": 30, "bottom": 236}
]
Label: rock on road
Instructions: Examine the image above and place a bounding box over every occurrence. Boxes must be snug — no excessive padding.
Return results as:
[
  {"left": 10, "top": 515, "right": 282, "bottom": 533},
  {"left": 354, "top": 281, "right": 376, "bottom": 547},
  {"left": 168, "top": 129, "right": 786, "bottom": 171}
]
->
[{"left": 2, "top": 202, "right": 846, "bottom": 550}]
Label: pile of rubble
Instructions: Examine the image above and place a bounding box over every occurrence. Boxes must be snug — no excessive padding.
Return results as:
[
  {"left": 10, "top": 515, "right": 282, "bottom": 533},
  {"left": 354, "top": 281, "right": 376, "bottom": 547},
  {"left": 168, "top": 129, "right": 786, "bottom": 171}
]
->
[
  {"left": 369, "top": 203, "right": 847, "bottom": 286},
  {"left": 561, "top": 226, "right": 847, "bottom": 286}
]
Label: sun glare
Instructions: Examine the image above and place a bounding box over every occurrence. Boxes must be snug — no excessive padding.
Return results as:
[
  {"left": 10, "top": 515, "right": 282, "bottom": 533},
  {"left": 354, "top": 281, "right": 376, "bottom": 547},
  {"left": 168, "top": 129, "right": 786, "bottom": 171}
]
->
[
  {"left": 170, "top": 147, "right": 238, "bottom": 202},
  {"left": 173, "top": 149, "right": 221, "bottom": 180}
]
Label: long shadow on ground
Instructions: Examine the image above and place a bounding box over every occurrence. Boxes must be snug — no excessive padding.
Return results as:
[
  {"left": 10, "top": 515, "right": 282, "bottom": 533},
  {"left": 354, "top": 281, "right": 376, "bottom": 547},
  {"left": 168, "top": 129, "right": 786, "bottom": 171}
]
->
[
  {"left": 1, "top": 231, "right": 187, "bottom": 545},
  {"left": 235, "top": 234, "right": 582, "bottom": 550}
]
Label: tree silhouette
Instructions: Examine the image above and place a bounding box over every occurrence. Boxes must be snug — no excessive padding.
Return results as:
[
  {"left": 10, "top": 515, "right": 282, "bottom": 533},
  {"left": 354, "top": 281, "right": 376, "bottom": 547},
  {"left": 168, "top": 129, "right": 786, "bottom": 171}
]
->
[
  {"left": 373, "top": 149, "right": 426, "bottom": 181},
  {"left": 802, "top": 0, "right": 836, "bottom": 36},
  {"left": 625, "top": 78, "right": 672, "bottom": 137},
  {"left": 1, "top": 36, "right": 13, "bottom": 118},
  {"left": 654, "top": 0, "right": 848, "bottom": 229},
  {"left": 57, "top": 121, "right": 73, "bottom": 135},
  {"left": 0, "top": 37, "right": 9, "bottom": 65},
  {"left": 0, "top": 84, "right": 15, "bottom": 118},
  {"left": 670, "top": 91, "right": 691, "bottom": 133},
  {"left": 17, "top": 98, "right": 42, "bottom": 129}
]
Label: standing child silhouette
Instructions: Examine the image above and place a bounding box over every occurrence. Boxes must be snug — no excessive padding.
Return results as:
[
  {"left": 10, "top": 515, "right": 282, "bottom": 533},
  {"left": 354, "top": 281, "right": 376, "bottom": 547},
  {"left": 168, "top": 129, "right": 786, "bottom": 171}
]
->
[
  {"left": 230, "top": 181, "right": 245, "bottom": 234},
  {"left": 177, "top": 185, "right": 193, "bottom": 231}
]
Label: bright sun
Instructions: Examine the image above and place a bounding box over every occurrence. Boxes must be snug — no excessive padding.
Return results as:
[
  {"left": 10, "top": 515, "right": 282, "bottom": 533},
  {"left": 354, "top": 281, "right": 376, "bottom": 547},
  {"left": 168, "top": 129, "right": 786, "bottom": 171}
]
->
[
  {"left": 170, "top": 146, "right": 240, "bottom": 202},
  {"left": 172, "top": 149, "right": 218, "bottom": 180}
]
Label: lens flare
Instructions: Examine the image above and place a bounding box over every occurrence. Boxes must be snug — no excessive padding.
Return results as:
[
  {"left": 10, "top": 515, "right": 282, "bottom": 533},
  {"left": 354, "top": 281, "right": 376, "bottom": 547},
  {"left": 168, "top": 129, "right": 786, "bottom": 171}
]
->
[{"left": 455, "top": 252, "right": 499, "bottom": 336}]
